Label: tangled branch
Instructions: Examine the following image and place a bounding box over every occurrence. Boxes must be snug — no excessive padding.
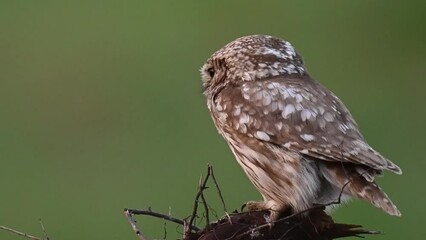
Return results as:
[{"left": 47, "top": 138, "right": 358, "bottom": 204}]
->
[
  {"left": 125, "top": 165, "right": 378, "bottom": 240},
  {"left": 0, "top": 219, "right": 50, "bottom": 240}
]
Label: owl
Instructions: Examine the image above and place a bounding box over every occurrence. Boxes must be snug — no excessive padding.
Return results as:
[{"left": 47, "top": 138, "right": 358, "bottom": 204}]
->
[{"left": 201, "top": 35, "right": 401, "bottom": 222}]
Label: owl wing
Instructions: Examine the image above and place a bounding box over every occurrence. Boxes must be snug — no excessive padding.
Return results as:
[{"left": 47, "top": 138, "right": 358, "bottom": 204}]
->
[{"left": 216, "top": 76, "right": 401, "bottom": 174}]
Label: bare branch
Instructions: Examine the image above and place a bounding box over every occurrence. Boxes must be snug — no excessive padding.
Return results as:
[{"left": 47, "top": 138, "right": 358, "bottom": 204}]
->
[
  {"left": 209, "top": 164, "right": 227, "bottom": 213},
  {"left": 124, "top": 209, "right": 147, "bottom": 240},
  {"left": 187, "top": 166, "right": 213, "bottom": 235},
  {"left": 38, "top": 219, "right": 49, "bottom": 240},
  {"left": 0, "top": 225, "right": 43, "bottom": 240},
  {"left": 199, "top": 174, "right": 210, "bottom": 229},
  {"left": 124, "top": 164, "right": 380, "bottom": 240},
  {"left": 126, "top": 208, "right": 200, "bottom": 232}
]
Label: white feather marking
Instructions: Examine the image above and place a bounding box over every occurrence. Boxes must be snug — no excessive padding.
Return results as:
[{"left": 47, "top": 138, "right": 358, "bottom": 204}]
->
[
  {"left": 262, "top": 92, "right": 272, "bottom": 106},
  {"left": 239, "top": 113, "right": 250, "bottom": 124},
  {"left": 233, "top": 107, "right": 241, "bottom": 116},
  {"left": 324, "top": 112, "right": 334, "bottom": 122},
  {"left": 301, "top": 109, "right": 312, "bottom": 121},
  {"left": 295, "top": 93, "right": 303, "bottom": 103},
  {"left": 301, "top": 149, "right": 309, "bottom": 154},
  {"left": 282, "top": 104, "right": 295, "bottom": 119},
  {"left": 255, "top": 131, "right": 270, "bottom": 141},
  {"left": 300, "top": 134, "right": 315, "bottom": 141}
]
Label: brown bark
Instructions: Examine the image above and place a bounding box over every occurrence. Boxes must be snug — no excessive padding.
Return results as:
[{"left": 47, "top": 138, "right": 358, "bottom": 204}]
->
[{"left": 184, "top": 208, "right": 377, "bottom": 240}]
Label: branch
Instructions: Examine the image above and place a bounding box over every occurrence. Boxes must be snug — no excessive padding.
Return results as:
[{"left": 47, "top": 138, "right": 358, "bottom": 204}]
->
[
  {"left": 124, "top": 164, "right": 380, "bottom": 240},
  {"left": 0, "top": 224, "right": 46, "bottom": 240},
  {"left": 186, "top": 172, "right": 379, "bottom": 240},
  {"left": 185, "top": 209, "right": 380, "bottom": 240},
  {"left": 125, "top": 208, "right": 200, "bottom": 232},
  {"left": 124, "top": 209, "right": 147, "bottom": 240},
  {"left": 187, "top": 166, "right": 213, "bottom": 233}
]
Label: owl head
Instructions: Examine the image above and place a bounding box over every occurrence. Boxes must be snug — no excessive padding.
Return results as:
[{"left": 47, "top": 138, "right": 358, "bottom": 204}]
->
[{"left": 201, "top": 35, "right": 306, "bottom": 97}]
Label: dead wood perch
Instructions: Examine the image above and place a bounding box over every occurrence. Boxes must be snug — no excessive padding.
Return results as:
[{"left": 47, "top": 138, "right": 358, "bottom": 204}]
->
[
  {"left": 184, "top": 208, "right": 378, "bottom": 240},
  {"left": 125, "top": 165, "right": 379, "bottom": 240}
]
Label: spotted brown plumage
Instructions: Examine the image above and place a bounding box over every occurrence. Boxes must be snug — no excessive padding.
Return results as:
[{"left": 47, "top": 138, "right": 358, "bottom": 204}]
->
[{"left": 201, "top": 35, "right": 401, "bottom": 222}]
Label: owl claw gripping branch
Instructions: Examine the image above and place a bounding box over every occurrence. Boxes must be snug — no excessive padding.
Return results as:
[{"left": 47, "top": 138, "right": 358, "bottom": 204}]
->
[{"left": 201, "top": 35, "right": 402, "bottom": 223}]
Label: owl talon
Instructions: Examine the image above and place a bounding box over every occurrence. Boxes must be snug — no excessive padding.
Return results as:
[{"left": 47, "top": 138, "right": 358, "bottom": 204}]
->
[
  {"left": 268, "top": 209, "right": 280, "bottom": 223},
  {"left": 245, "top": 200, "right": 267, "bottom": 211},
  {"left": 245, "top": 200, "right": 284, "bottom": 224}
]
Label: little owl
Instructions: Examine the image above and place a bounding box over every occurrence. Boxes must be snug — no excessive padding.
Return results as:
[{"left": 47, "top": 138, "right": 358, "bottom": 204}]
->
[{"left": 201, "top": 35, "right": 401, "bottom": 222}]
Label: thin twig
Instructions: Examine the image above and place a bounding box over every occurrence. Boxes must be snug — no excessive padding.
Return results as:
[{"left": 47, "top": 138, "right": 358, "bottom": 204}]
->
[
  {"left": 187, "top": 167, "right": 212, "bottom": 234},
  {"left": 199, "top": 178, "right": 210, "bottom": 229},
  {"left": 209, "top": 164, "right": 228, "bottom": 213},
  {"left": 126, "top": 208, "right": 200, "bottom": 232},
  {"left": 124, "top": 164, "right": 227, "bottom": 239},
  {"left": 0, "top": 225, "right": 42, "bottom": 240},
  {"left": 38, "top": 219, "right": 49, "bottom": 240},
  {"left": 162, "top": 220, "right": 167, "bottom": 240},
  {"left": 162, "top": 207, "right": 172, "bottom": 240},
  {"left": 124, "top": 209, "right": 147, "bottom": 240}
]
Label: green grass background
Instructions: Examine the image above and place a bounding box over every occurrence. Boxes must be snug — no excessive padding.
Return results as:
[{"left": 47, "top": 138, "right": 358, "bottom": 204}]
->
[{"left": 0, "top": 1, "right": 425, "bottom": 239}]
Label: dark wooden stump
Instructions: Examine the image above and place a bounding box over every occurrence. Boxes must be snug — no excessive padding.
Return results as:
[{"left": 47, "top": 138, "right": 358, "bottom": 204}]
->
[{"left": 185, "top": 208, "right": 377, "bottom": 240}]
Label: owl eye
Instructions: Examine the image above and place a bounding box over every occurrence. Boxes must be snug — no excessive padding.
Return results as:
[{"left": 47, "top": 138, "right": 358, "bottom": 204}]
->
[{"left": 207, "top": 67, "right": 215, "bottom": 78}]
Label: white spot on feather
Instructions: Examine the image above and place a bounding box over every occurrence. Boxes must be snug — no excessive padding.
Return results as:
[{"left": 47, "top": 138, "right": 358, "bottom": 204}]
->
[
  {"left": 239, "top": 123, "right": 247, "bottom": 133},
  {"left": 216, "top": 104, "right": 223, "bottom": 111},
  {"left": 338, "top": 124, "right": 347, "bottom": 133},
  {"left": 255, "top": 91, "right": 263, "bottom": 100},
  {"left": 301, "top": 109, "right": 312, "bottom": 121},
  {"left": 324, "top": 112, "right": 334, "bottom": 122},
  {"left": 301, "top": 149, "right": 309, "bottom": 154},
  {"left": 218, "top": 112, "right": 228, "bottom": 122},
  {"left": 233, "top": 107, "right": 241, "bottom": 116},
  {"left": 262, "top": 92, "right": 272, "bottom": 106},
  {"left": 284, "top": 64, "right": 298, "bottom": 74},
  {"left": 284, "top": 42, "right": 296, "bottom": 59},
  {"left": 300, "top": 134, "right": 315, "bottom": 141},
  {"left": 239, "top": 113, "right": 250, "bottom": 124},
  {"left": 349, "top": 150, "right": 359, "bottom": 155},
  {"left": 255, "top": 131, "right": 270, "bottom": 141},
  {"left": 242, "top": 72, "right": 253, "bottom": 81},
  {"left": 277, "top": 101, "right": 285, "bottom": 110},
  {"left": 255, "top": 47, "right": 288, "bottom": 60},
  {"left": 295, "top": 94, "right": 303, "bottom": 103},
  {"left": 281, "top": 104, "right": 295, "bottom": 119},
  {"left": 283, "top": 142, "right": 292, "bottom": 148},
  {"left": 295, "top": 126, "right": 302, "bottom": 132},
  {"left": 295, "top": 104, "right": 303, "bottom": 111}
]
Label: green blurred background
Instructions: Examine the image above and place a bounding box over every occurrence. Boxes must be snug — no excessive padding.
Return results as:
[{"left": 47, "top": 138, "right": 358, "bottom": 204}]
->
[{"left": 0, "top": 1, "right": 425, "bottom": 239}]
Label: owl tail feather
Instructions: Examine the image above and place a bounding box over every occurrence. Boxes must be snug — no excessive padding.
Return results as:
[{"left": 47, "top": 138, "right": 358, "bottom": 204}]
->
[
  {"left": 351, "top": 180, "right": 401, "bottom": 217},
  {"left": 320, "top": 163, "right": 401, "bottom": 217}
]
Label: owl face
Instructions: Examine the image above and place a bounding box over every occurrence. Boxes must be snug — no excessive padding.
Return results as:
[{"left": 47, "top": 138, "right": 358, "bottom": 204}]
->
[{"left": 201, "top": 35, "right": 306, "bottom": 97}]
